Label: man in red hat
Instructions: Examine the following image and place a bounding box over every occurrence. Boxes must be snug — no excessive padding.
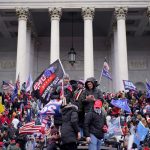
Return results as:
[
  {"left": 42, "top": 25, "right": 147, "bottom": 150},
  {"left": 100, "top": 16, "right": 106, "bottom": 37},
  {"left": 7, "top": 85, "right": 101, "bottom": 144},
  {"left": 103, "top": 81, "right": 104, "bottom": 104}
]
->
[{"left": 84, "top": 100, "right": 107, "bottom": 150}]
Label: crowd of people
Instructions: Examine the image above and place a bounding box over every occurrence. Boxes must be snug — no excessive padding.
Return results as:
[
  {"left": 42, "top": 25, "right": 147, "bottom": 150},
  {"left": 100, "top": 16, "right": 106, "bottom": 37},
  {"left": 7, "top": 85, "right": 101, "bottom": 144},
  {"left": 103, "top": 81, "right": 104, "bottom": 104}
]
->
[{"left": 0, "top": 74, "right": 150, "bottom": 150}]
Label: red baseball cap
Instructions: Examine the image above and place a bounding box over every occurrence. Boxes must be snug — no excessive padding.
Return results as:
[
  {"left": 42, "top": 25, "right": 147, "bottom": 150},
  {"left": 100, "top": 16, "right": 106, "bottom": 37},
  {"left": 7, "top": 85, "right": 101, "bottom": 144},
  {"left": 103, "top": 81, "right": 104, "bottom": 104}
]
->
[
  {"left": 0, "top": 142, "right": 3, "bottom": 147},
  {"left": 94, "top": 100, "right": 102, "bottom": 108}
]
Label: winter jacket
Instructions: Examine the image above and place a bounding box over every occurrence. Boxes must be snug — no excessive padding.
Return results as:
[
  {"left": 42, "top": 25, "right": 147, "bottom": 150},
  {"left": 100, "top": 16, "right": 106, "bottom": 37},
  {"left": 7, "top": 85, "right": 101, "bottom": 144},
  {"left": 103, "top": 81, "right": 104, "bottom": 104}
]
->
[
  {"left": 73, "top": 88, "right": 85, "bottom": 127},
  {"left": 50, "top": 83, "right": 73, "bottom": 104},
  {"left": 84, "top": 111, "right": 106, "bottom": 139},
  {"left": 82, "top": 77, "right": 103, "bottom": 113},
  {"left": 61, "top": 104, "right": 80, "bottom": 144}
]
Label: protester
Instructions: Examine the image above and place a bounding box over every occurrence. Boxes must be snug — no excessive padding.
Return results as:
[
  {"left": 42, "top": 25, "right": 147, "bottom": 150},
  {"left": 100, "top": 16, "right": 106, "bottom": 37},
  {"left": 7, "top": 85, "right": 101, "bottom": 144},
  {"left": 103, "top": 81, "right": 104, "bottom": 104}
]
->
[
  {"left": 47, "top": 127, "right": 60, "bottom": 150},
  {"left": 73, "top": 80, "right": 85, "bottom": 139},
  {"left": 84, "top": 100, "right": 107, "bottom": 150},
  {"left": 7, "top": 139, "right": 21, "bottom": 150},
  {"left": 1, "top": 73, "right": 150, "bottom": 150},
  {"left": 60, "top": 103, "right": 80, "bottom": 150},
  {"left": 82, "top": 77, "right": 103, "bottom": 113}
]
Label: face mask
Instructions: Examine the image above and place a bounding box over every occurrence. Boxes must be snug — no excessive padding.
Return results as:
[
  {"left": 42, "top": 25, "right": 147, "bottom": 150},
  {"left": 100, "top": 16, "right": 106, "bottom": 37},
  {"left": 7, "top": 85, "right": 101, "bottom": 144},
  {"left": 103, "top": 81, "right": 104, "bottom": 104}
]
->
[{"left": 94, "top": 108, "right": 101, "bottom": 115}]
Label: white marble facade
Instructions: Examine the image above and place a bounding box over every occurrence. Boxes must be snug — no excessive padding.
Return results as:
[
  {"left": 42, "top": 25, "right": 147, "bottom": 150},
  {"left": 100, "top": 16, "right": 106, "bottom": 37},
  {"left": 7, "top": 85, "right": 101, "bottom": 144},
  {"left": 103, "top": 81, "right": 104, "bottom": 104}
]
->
[{"left": 0, "top": 36, "right": 150, "bottom": 91}]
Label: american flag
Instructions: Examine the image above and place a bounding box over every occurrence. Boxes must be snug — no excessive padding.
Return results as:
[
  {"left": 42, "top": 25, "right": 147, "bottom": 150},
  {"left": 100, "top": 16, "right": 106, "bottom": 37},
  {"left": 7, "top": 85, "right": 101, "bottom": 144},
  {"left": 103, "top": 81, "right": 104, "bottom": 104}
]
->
[
  {"left": 19, "top": 119, "right": 47, "bottom": 135},
  {"left": 2, "top": 81, "right": 14, "bottom": 93}
]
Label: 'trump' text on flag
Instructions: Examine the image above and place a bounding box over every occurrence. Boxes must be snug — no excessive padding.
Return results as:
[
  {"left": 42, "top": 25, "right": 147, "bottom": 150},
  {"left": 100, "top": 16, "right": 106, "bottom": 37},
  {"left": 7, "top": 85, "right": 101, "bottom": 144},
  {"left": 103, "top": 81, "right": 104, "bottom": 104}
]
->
[
  {"left": 123, "top": 80, "right": 137, "bottom": 91},
  {"left": 32, "top": 59, "right": 65, "bottom": 100}
]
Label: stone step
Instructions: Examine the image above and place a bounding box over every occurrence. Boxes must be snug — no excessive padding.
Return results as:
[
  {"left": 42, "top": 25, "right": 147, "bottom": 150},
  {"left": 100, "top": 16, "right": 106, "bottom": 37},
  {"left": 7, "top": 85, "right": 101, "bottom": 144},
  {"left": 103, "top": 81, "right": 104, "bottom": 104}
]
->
[{"left": 77, "top": 145, "right": 117, "bottom": 150}]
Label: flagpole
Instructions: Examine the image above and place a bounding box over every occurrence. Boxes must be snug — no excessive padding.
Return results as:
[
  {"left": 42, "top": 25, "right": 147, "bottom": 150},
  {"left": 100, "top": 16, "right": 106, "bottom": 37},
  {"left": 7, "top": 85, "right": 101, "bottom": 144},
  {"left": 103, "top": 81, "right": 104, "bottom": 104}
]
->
[
  {"left": 99, "top": 57, "right": 106, "bottom": 85},
  {"left": 61, "top": 79, "right": 66, "bottom": 106},
  {"left": 99, "top": 68, "right": 103, "bottom": 85}
]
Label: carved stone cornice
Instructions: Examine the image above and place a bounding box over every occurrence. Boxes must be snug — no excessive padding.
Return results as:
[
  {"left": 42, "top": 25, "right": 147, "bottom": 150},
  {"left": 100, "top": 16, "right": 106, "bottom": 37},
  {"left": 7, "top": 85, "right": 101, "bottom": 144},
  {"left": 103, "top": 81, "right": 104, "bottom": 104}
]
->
[
  {"left": 16, "top": 7, "right": 29, "bottom": 21},
  {"left": 49, "top": 7, "right": 62, "bottom": 21},
  {"left": 114, "top": 7, "right": 128, "bottom": 20},
  {"left": 82, "top": 7, "right": 95, "bottom": 20}
]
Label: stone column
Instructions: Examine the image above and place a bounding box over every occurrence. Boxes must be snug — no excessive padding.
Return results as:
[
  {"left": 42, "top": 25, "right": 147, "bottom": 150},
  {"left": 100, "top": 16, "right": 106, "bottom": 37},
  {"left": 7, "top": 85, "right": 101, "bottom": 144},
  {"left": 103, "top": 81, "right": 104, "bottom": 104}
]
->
[
  {"left": 26, "top": 25, "right": 31, "bottom": 79},
  {"left": 111, "top": 24, "right": 118, "bottom": 92},
  {"left": 147, "top": 7, "right": 150, "bottom": 21},
  {"left": 82, "top": 7, "right": 95, "bottom": 80},
  {"left": 114, "top": 7, "right": 128, "bottom": 91},
  {"left": 30, "top": 37, "right": 35, "bottom": 78},
  {"left": 16, "top": 8, "right": 28, "bottom": 83},
  {"left": 49, "top": 7, "right": 62, "bottom": 63}
]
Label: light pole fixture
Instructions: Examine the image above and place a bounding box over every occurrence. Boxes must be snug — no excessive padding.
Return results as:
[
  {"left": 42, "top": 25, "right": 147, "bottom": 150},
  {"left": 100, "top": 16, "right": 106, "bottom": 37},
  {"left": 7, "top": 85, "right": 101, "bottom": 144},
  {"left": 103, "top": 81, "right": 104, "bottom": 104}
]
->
[{"left": 68, "top": 12, "right": 76, "bottom": 66}]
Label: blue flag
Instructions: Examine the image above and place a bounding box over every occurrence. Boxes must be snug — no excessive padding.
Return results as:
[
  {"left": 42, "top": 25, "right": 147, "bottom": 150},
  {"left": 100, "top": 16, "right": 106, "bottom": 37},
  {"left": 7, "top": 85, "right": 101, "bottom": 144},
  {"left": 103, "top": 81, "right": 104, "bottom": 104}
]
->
[
  {"left": 123, "top": 80, "right": 137, "bottom": 91},
  {"left": 26, "top": 74, "right": 33, "bottom": 92},
  {"left": 102, "top": 60, "right": 112, "bottom": 80},
  {"left": 134, "top": 121, "right": 149, "bottom": 147},
  {"left": 40, "top": 99, "right": 62, "bottom": 117},
  {"left": 146, "top": 80, "right": 150, "bottom": 98},
  {"left": 111, "top": 99, "right": 131, "bottom": 113},
  {"left": 11, "top": 83, "right": 18, "bottom": 102}
]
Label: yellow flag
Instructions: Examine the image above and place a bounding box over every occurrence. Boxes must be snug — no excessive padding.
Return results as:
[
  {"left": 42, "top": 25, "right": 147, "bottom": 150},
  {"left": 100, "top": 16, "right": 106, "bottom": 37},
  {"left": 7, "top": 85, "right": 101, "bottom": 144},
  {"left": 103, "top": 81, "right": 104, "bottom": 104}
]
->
[{"left": 0, "top": 103, "right": 5, "bottom": 113}]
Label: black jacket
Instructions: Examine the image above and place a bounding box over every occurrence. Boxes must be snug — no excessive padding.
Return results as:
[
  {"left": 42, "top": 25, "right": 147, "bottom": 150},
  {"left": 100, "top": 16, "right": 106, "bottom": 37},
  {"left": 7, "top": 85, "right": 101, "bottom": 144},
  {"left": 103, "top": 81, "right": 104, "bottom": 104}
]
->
[
  {"left": 61, "top": 105, "right": 80, "bottom": 144},
  {"left": 50, "top": 83, "right": 73, "bottom": 104},
  {"left": 84, "top": 111, "right": 106, "bottom": 139},
  {"left": 82, "top": 77, "right": 103, "bottom": 113}
]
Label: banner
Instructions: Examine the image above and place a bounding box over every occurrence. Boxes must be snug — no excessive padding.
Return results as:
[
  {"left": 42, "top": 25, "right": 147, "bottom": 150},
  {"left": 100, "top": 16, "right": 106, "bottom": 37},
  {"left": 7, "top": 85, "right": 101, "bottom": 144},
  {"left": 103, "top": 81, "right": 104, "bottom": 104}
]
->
[
  {"left": 19, "top": 120, "right": 46, "bottom": 134},
  {"left": 101, "top": 59, "right": 112, "bottom": 81},
  {"left": 11, "top": 83, "right": 18, "bottom": 102},
  {"left": 111, "top": 99, "right": 131, "bottom": 113},
  {"left": 2, "top": 81, "right": 14, "bottom": 94},
  {"left": 33, "top": 59, "right": 65, "bottom": 99},
  {"left": 107, "top": 117, "right": 123, "bottom": 137},
  {"left": 123, "top": 80, "right": 137, "bottom": 91},
  {"left": 39, "top": 99, "right": 62, "bottom": 117},
  {"left": 26, "top": 74, "right": 33, "bottom": 92},
  {"left": 134, "top": 121, "right": 149, "bottom": 147}
]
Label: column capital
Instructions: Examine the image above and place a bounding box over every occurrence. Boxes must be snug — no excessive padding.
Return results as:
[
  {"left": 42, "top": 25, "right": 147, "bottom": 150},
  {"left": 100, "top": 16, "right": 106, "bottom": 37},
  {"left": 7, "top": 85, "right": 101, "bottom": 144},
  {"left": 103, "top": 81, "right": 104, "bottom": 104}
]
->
[
  {"left": 147, "top": 6, "right": 150, "bottom": 18},
  {"left": 49, "top": 7, "right": 62, "bottom": 21},
  {"left": 82, "top": 7, "right": 95, "bottom": 20},
  {"left": 112, "top": 20, "right": 117, "bottom": 31},
  {"left": 114, "top": 7, "right": 128, "bottom": 20},
  {"left": 16, "top": 7, "right": 29, "bottom": 21}
]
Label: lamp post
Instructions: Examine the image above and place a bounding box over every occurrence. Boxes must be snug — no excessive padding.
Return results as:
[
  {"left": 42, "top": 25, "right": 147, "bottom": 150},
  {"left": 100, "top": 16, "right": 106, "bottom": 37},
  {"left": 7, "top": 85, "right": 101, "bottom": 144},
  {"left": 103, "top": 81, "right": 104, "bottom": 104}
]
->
[{"left": 68, "top": 47, "right": 76, "bottom": 66}]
